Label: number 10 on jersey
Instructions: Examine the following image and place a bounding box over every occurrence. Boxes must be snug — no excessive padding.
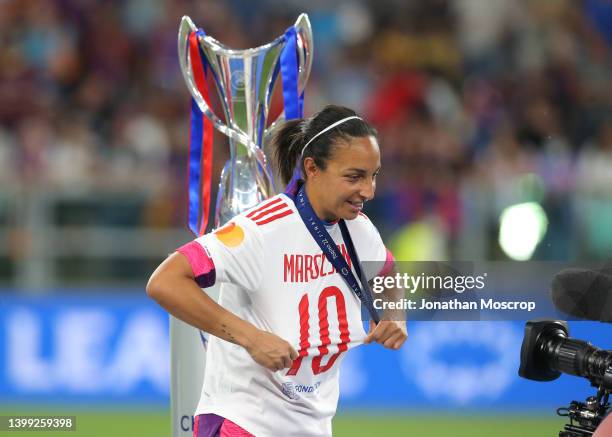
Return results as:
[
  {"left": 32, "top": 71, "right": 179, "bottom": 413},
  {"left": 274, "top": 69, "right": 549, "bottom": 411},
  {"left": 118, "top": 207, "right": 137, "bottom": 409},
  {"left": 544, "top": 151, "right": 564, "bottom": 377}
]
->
[{"left": 287, "top": 286, "right": 351, "bottom": 376}]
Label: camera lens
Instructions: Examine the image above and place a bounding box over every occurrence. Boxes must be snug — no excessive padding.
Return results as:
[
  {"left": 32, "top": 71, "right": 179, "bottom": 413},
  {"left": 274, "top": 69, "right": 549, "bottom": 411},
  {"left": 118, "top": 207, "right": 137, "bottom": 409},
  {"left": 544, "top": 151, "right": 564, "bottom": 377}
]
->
[{"left": 519, "top": 320, "right": 612, "bottom": 388}]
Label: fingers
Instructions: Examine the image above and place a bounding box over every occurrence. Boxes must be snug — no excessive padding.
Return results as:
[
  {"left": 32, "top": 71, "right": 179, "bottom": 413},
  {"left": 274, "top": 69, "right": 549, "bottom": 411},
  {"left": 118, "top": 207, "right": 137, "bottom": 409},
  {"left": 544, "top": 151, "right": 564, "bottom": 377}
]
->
[
  {"left": 248, "top": 330, "right": 301, "bottom": 371},
  {"left": 364, "top": 321, "right": 391, "bottom": 344},
  {"left": 272, "top": 344, "right": 299, "bottom": 372},
  {"left": 281, "top": 354, "right": 293, "bottom": 369},
  {"left": 273, "top": 363, "right": 285, "bottom": 372},
  {"left": 383, "top": 331, "right": 406, "bottom": 350},
  {"left": 364, "top": 321, "right": 407, "bottom": 350},
  {"left": 393, "top": 336, "right": 407, "bottom": 349},
  {"left": 363, "top": 321, "right": 378, "bottom": 344},
  {"left": 276, "top": 345, "right": 298, "bottom": 370}
]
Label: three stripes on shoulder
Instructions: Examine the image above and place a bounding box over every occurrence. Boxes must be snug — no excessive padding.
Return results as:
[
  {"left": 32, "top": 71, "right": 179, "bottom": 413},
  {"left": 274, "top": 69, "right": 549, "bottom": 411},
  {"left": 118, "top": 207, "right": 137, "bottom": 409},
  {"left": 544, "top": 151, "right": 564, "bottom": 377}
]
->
[{"left": 246, "top": 197, "right": 294, "bottom": 226}]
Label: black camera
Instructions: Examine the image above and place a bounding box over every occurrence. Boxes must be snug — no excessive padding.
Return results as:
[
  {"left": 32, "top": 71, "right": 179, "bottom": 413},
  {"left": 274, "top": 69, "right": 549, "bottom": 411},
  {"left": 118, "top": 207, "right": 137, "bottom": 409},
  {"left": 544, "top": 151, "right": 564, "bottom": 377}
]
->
[{"left": 519, "top": 320, "right": 612, "bottom": 436}]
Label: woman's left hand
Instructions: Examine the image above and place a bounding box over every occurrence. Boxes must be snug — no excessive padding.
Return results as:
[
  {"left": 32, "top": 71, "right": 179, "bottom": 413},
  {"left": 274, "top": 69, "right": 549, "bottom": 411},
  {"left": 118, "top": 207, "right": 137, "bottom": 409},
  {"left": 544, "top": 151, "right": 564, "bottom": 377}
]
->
[{"left": 363, "top": 320, "right": 407, "bottom": 350}]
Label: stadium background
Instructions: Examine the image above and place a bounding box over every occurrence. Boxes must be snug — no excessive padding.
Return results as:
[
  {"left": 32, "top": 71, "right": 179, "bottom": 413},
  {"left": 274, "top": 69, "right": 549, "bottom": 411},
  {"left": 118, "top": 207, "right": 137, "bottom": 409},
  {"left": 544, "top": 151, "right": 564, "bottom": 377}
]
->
[{"left": 1, "top": 0, "right": 611, "bottom": 435}]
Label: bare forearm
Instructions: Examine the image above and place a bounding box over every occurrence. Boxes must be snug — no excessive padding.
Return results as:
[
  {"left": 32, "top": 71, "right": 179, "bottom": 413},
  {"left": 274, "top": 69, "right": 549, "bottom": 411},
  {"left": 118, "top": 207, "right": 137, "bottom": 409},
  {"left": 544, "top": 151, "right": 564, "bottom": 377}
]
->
[
  {"left": 146, "top": 256, "right": 256, "bottom": 348},
  {"left": 147, "top": 252, "right": 298, "bottom": 371}
]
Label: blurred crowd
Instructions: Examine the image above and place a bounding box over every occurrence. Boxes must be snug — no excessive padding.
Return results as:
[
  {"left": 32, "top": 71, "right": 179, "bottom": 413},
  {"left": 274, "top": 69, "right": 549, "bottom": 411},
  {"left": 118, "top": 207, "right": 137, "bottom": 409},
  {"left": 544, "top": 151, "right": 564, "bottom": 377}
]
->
[{"left": 1, "top": 0, "right": 611, "bottom": 266}]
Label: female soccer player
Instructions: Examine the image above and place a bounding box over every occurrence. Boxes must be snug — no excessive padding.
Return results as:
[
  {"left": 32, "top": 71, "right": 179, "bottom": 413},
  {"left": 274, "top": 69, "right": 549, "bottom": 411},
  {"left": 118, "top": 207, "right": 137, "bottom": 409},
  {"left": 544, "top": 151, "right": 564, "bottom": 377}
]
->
[{"left": 147, "top": 105, "right": 407, "bottom": 437}]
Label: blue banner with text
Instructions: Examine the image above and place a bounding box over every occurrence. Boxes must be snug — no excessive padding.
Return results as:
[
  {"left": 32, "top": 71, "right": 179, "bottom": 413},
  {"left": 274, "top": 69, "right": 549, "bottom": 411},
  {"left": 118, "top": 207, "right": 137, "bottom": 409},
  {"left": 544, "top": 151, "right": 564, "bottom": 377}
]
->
[{"left": 0, "top": 291, "right": 610, "bottom": 410}]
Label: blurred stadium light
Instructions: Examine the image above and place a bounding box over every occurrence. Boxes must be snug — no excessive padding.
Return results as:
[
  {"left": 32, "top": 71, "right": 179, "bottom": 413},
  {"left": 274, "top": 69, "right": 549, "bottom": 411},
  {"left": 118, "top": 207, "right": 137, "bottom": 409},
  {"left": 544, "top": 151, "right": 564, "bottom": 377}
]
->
[{"left": 498, "top": 202, "right": 548, "bottom": 261}]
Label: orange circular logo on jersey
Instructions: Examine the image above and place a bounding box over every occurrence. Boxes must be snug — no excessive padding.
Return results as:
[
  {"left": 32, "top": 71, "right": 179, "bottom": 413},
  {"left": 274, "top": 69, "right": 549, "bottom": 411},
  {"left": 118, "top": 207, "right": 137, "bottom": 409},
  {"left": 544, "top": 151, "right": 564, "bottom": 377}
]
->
[{"left": 214, "top": 222, "right": 244, "bottom": 247}]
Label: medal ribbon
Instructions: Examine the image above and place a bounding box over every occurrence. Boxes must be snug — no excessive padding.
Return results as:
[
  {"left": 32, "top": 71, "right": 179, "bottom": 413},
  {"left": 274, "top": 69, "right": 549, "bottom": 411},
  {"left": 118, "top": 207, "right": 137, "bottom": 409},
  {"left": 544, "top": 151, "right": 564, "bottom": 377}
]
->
[
  {"left": 280, "top": 26, "right": 307, "bottom": 190},
  {"left": 280, "top": 26, "right": 304, "bottom": 120},
  {"left": 293, "top": 185, "right": 380, "bottom": 323}
]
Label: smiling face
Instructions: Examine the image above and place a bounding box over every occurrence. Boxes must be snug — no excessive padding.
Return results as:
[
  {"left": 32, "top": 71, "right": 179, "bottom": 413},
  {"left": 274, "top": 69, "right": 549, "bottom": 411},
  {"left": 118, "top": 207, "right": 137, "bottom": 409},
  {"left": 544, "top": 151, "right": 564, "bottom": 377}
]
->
[{"left": 303, "top": 135, "right": 381, "bottom": 222}]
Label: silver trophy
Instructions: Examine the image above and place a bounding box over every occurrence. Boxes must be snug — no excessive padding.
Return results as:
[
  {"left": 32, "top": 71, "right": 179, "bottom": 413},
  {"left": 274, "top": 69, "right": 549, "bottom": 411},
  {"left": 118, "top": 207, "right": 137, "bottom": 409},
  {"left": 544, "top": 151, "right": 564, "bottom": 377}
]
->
[
  {"left": 171, "top": 15, "right": 313, "bottom": 437},
  {"left": 178, "top": 14, "right": 313, "bottom": 225}
]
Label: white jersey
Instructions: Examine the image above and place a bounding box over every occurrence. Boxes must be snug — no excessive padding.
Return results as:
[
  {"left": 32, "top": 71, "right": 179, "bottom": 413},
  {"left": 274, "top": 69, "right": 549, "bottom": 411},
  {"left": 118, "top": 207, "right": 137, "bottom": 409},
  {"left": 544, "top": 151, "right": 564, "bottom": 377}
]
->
[{"left": 178, "top": 193, "right": 392, "bottom": 437}]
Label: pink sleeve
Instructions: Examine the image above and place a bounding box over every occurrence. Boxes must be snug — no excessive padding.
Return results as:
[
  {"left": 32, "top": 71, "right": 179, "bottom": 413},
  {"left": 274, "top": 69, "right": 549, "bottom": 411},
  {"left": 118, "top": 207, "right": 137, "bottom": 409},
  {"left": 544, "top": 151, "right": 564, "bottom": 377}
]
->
[
  {"left": 378, "top": 248, "right": 395, "bottom": 277},
  {"left": 177, "top": 241, "right": 216, "bottom": 288}
]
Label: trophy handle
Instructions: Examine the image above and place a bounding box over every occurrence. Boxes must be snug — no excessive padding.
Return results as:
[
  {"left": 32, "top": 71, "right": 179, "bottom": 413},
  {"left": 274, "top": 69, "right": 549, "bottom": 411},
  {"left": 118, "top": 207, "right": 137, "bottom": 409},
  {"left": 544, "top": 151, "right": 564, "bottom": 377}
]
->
[
  {"left": 262, "top": 13, "right": 313, "bottom": 140},
  {"left": 178, "top": 16, "right": 275, "bottom": 185},
  {"left": 294, "top": 13, "right": 314, "bottom": 98}
]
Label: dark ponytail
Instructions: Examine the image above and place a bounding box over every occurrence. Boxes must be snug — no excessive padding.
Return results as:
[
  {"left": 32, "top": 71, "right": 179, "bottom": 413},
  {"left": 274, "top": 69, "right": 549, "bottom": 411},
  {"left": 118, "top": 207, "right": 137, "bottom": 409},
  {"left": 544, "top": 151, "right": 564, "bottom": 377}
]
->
[
  {"left": 271, "top": 105, "right": 378, "bottom": 186},
  {"left": 271, "top": 118, "right": 307, "bottom": 186}
]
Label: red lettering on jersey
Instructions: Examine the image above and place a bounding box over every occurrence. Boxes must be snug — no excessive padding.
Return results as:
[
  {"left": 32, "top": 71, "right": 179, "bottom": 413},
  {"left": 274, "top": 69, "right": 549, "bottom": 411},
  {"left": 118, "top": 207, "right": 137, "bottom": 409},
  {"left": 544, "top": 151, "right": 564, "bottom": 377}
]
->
[
  {"left": 312, "top": 286, "right": 350, "bottom": 374},
  {"left": 286, "top": 293, "right": 310, "bottom": 376},
  {"left": 284, "top": 254, "right": 295, "bottom": 282},
  {"left": 319, "top": 254, "right": 327, "bottom": 277},
  {"left": 312, "top": 254, "right": 322, "bottom": 279},
  {"left": 304, "top": 255, "right": 315, "bottom": 282},
  {"left": 295, "top": 255, "right": 304, "bottom": 282},
  {"left": 282, "top": 244, "right": 354, "bottom": 282},
  {"left": 289, "top": 287, "right": 352, "bottom": 376}
]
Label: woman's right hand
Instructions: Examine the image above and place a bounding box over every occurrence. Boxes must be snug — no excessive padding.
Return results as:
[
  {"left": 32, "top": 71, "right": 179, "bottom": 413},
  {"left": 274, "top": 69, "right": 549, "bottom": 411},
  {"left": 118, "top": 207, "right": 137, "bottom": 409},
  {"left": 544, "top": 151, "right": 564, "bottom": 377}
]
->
[{"left": 245, "top": 330, "right": 299, "bottom": 372}]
